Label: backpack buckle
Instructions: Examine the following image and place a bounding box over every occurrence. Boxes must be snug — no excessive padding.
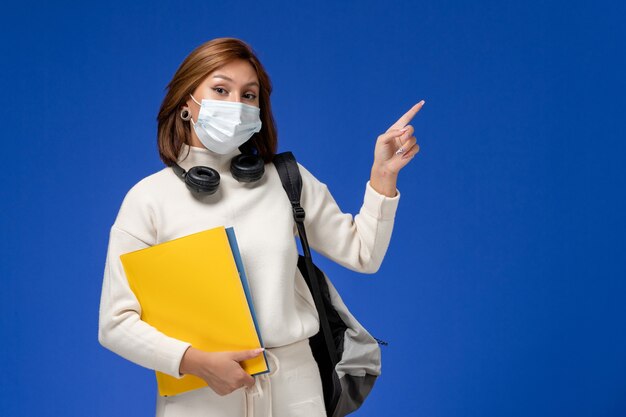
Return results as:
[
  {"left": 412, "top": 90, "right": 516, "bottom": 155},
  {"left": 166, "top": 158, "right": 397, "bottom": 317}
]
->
[{"left": 293, "top": 205, "right": 306, "bottom": 223}]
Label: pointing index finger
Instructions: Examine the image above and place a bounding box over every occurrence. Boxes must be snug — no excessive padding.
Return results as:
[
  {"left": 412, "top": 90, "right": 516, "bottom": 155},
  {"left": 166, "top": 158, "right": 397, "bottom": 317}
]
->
[{"left": 388, "top": 100, "right": 425, "bottom": 132}]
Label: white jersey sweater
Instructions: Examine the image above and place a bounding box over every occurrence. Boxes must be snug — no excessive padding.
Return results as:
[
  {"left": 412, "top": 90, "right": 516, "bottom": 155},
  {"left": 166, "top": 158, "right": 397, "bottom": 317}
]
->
[{"left": 98, "top": 143, "right": 400, "bottom": 380}]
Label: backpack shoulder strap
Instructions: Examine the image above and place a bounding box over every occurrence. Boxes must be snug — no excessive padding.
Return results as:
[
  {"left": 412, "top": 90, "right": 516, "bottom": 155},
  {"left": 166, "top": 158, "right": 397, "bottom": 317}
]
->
[
  {"left": 273, "top": 152, "right": 339, "bottom": 365},
  {"left": 273, "top": 152, "right": 307, "bottom": 228},
  {"left": 273, "top": 152, "right": 302, "bottom": 204}
]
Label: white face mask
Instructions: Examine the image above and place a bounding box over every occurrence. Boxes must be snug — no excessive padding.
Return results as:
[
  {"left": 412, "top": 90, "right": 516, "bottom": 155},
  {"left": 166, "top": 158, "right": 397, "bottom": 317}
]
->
[{"left": 190, "top": 94, "right": 262, "bottom": 154}]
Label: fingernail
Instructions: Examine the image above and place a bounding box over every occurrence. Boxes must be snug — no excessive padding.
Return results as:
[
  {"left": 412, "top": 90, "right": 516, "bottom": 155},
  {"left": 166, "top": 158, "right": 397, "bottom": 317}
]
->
[{"left": 420, "top": 100, "right": 425, "bottom": 105}]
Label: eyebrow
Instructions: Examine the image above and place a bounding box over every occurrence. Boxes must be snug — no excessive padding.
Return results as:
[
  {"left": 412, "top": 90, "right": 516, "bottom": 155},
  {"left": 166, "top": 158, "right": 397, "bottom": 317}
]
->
[{"left": 212, "top": 74, "right": 259, "bottom": 88}]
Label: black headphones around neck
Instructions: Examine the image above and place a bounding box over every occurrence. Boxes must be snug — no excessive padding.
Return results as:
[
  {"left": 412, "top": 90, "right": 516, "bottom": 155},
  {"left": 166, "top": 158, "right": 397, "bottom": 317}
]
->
[{"left": 171, "top": 144, "right": 265, "bottom": 195}]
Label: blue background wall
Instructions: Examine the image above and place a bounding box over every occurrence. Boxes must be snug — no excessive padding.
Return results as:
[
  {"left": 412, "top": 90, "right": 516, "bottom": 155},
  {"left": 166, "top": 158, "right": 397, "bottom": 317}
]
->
[{"left": 1, "top": 1, "right": 625, "bottom": 416}]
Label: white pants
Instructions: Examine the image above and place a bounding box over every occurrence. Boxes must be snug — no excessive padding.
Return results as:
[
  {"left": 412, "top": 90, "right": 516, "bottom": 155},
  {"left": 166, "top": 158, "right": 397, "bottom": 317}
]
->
[{"left": 155, "top": 339, "right": 327, "bottom": 417}]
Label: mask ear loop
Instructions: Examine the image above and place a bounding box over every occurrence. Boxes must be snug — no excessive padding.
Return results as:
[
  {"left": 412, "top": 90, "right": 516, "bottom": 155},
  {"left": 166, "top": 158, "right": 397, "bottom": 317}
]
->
[{"left": 189, "top": 93, "right": 202, "bottom": 125}]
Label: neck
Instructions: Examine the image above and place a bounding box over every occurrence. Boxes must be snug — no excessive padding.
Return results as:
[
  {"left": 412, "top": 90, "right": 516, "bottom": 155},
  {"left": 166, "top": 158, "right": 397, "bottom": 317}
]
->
[
  {"left": 176, "top": 143, "right": 242, "bottom": 173},
  {"left": 187, "top": 130, "right": 204, "bottom": 149}
]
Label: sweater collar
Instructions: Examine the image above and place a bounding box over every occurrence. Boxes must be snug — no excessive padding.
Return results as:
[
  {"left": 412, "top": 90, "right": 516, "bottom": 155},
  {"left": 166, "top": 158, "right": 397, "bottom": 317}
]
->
[{"left": 176, "top": 143, "right": 241, "bottom": 173}]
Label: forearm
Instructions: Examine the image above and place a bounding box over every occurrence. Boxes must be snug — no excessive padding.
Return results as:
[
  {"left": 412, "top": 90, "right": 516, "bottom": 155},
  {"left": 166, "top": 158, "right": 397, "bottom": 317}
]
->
[
  {"left": 98, "top": 294, "right": 192, "bottom": 378},
  {"left": 99, "top": 226, "right": 191, "bottom": 378},
  {"left": 298, "top": 163, "right": 400, "bottom": 273},
  {"left": 370, "top": 162, "right": 399, "bottom": 198},
  {"left": 179, "top": 345, "right": 201, "bottom": 375}
]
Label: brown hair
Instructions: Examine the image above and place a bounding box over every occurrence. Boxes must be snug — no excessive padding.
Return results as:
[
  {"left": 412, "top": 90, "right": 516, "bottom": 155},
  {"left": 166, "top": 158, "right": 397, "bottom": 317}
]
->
[{"left": 157, "top": 38, "right": 278, "bottom": 165}]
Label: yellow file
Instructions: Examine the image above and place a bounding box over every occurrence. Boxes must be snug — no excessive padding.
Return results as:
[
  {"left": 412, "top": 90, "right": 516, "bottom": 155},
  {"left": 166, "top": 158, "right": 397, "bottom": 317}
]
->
[{"left": 120, "top": 226, "right": 268, "bottom": 396}]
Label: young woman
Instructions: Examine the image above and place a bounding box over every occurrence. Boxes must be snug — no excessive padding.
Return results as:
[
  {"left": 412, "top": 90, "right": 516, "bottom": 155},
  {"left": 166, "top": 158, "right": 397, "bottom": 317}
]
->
[{"left": 98, "top": 37, "right": 424, "bottom": 417}]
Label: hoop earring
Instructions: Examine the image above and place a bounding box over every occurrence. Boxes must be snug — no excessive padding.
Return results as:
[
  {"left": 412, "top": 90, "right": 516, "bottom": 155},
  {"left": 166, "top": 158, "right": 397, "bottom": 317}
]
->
[{"left": 180, "top": 108, "right": 192, "bottom": 121}]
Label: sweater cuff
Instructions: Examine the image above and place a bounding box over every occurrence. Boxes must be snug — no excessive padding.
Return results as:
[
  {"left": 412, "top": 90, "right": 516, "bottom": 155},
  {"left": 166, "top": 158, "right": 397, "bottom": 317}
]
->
[
  {"left": 362, "top": 181, "right": 400, "bottom": 220},
  {"left": 155, "top": 336, "right": 192, "bottom": 379}
]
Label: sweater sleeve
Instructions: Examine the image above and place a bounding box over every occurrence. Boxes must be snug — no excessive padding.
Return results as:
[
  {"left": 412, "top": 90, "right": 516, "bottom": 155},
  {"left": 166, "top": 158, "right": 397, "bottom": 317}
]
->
[
  {"left": 98, "top": 187, "right": 191, "bottom": 379},
  {"left": 298, "top": 163, "right": 401, "bottom": 274}
]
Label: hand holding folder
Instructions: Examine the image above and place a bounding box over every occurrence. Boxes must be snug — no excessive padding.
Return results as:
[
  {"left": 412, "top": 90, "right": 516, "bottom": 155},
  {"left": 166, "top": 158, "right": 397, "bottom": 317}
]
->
[{"left": 120, "top": 226, "right": 269, "bottom": 396}]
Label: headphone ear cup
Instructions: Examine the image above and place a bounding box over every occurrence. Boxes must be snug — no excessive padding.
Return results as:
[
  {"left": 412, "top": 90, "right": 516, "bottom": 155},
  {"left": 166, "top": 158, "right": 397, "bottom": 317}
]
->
[
  {"left": 185, "top": 166, "right": 220, "bottom": 194},
  {"left": 230, "top": 154, "right": 265, "bottom": 183}
]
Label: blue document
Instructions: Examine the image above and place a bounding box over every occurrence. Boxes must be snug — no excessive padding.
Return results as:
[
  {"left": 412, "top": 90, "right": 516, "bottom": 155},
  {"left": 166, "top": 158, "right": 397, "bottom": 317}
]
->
[{"left": 225, "top": 227, "right": 270, "bottom": 374}]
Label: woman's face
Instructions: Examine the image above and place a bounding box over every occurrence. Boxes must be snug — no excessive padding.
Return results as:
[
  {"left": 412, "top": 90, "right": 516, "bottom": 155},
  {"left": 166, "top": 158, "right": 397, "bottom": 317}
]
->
[{"left": 185, "top": 59, "right": 260, "bottom": 148}]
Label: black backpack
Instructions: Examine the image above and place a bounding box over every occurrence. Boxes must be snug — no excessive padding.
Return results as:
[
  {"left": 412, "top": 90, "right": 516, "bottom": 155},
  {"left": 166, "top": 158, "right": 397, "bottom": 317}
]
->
[{"left": 274, "top": 152, "right": 383, "bottom": 417}]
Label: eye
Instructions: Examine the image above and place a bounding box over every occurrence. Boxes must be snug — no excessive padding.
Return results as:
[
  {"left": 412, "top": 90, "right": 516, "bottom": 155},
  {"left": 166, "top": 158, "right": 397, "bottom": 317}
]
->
[
  {"left": 243, "top": 93, "right": 257, "bottom": 100},
  {"left": 212, "top": 87, "right": 227, "bottom": 95}
]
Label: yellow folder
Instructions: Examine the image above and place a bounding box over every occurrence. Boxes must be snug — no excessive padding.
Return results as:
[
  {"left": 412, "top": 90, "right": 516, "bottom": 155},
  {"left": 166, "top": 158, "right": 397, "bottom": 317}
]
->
[{"left": 120, "top": 226, "right": 268, "bottom": 397}]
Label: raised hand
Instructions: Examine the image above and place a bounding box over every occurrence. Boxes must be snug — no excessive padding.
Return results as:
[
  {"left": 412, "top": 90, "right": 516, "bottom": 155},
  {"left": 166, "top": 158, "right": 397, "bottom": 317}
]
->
[{"left": 370, "top": 100, "right": 425, "bottom": 197}]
